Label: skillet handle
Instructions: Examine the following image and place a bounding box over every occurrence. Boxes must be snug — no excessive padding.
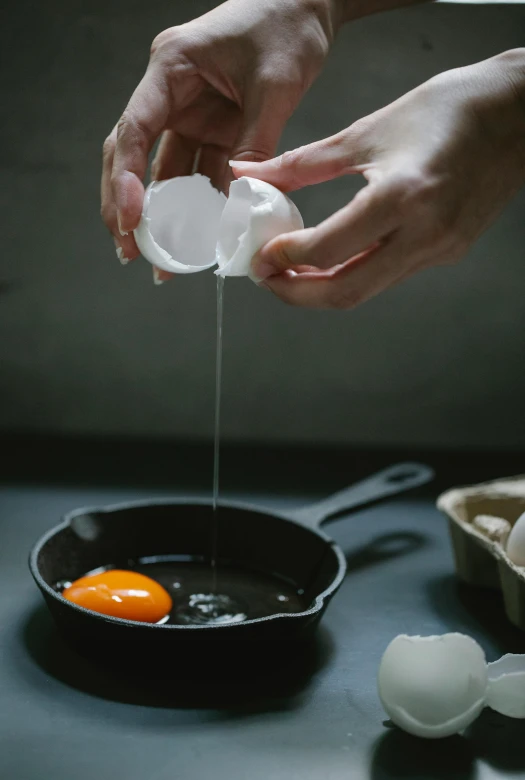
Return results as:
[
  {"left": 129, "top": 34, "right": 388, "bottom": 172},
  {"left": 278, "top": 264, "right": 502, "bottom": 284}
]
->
[{"left": 285, "top": 462, "right": 434, "bottom": 530}]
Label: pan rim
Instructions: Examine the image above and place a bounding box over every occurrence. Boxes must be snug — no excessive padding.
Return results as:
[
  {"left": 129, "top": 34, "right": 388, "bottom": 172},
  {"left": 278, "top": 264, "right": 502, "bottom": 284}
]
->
[{"left": 28, "top": 497, "right": 347, "bottom": 631}]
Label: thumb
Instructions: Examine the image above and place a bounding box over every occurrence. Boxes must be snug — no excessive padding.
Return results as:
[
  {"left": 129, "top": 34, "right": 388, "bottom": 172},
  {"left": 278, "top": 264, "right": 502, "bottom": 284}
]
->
[
  {"left": 231, "top": 128, "right": 361, "bottom": 192},
  {"left": 251, "top": 229, "right": 317, "bottom": 282}
]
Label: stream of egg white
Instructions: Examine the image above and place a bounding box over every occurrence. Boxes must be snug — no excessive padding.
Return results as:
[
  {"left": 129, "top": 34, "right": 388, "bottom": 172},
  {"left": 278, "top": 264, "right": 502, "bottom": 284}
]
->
[
  {"left": 176, "top": 275, "right": 245, "bottom": 625},
  {"left": 210, "top": 274, "right": 224, "bottom": 592}
]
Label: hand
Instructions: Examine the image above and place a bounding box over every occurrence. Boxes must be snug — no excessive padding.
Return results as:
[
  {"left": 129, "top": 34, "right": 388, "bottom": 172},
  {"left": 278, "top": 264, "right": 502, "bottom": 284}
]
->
[
  {"left": 101, "top": 0, "right": 340, "bottom": 279},
  {"left": 233, "top": 49, "right": 525, "bottom": 309}
]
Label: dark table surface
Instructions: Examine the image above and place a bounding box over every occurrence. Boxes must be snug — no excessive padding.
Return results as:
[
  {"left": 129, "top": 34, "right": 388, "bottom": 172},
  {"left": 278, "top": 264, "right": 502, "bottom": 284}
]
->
[{"left": 1, "top": 435, "right": 525, "bottom": 780}]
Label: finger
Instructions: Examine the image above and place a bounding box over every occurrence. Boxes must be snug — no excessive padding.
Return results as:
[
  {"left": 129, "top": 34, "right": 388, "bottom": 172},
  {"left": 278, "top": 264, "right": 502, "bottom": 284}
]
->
[
  {"left": 252, "top": 183, "right": 399, "bottom": 280},
  {"left": 151, "top": 130, "right": 198, "bottom": 181},
  {"left": 147, "top": 131, "right": 188, "bottom": 285},
  {"left": 152, "top": 266, "right": 173, "bottom": 285},
  {"left": 143, "top": 130, "right": 195, "bottom": 285},
  {"left": 230, "top": 85, "right": 293, "bottom": 165},
  {"left": 101, "top": 125, "right": 140, "bottom": 261},
  {"left": 263, "top": 238, "right": 409, "bottom": 310},
  {"left": 195, "top": 143, "right": 230, "bottom": 192},
  {"left": 112, "top": 66, "right": 171, "bottom": 233},
  {"left": 231, "top": 126, "right": 368, "bottom": 192}
]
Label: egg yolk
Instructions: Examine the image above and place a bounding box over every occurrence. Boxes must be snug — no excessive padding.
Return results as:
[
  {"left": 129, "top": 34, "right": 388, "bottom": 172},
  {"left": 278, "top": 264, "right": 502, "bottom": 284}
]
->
[{"left": 62, "top": 570, "right": 172, "bottom": 623}]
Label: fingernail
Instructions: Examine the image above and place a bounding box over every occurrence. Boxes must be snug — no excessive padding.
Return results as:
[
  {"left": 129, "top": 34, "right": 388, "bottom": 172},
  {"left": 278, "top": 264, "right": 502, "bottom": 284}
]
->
[
  {"left": 229, "top": 160, "right": 253, "bottom": 170},
  {"left": 252, "top": 259, "right": 278, "bottom": 283},
  {"left": 114, "top": 237, "right": 130, "bottom": 265},
  {"left": 115, "top": 246, "right": 130, "bottom": 266},
  {"left": 251, "top": 250, "right": 280, "bottom": 283},
  {"left": 117, "top": 212, "right": 128, "bottom": 237},
  {"left": 153, "top": 267, "right": 164, "bottom": 286}
]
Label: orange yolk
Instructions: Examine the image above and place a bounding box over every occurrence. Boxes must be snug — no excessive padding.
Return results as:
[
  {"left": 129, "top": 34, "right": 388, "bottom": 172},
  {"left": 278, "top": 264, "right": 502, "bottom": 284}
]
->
[{"left": 62, "top": 570, "right": 172, "bottom": 623}]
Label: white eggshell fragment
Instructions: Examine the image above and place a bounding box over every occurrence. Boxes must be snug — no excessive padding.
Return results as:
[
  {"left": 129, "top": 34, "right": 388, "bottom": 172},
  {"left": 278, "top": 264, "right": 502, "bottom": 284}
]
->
[
  {"left": 473, "top": 515, "right": 511, "bottom": 545},
  {"left": 486, "top": 654, "right": 525, "bottom": 719},
  {"left": 377, "top": 633, "right": 488, "bottom": 739},
  {"left": 507, "top": 512, "right": 525, "bottom": 566},
  {"left": 134, "top": 175, "right": 226, "bottom": 274},
  {"left": 215, "top": 177, "right": 303, "bottom": 280}
]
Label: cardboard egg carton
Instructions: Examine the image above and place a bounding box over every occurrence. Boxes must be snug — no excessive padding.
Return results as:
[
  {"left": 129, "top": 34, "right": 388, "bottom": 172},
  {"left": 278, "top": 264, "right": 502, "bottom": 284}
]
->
[{"left": 437, "top": 476, "right": 525, "bottom": 631}]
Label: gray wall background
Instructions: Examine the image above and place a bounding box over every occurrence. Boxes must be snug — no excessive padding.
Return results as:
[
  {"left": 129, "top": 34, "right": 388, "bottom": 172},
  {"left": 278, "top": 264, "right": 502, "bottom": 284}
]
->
[{"left": 1, "top": 1, "right": 524, "bottom": 448}]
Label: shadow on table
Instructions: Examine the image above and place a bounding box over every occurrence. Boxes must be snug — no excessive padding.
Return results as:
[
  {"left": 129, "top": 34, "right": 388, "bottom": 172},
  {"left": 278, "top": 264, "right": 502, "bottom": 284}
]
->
[
  {"left": 370, "top": 707, "right": 525, "bottom": 780},
  {"left": 426, "top": 574, "right": 525, "bottom": 656},
  {"left": 344, "top": 530, "right": 426, "bottom": 573},
  {"left": 21, "top": 602, "right": 334, "bottom": 713},
  {"left": 466, "top": 707, "right": 525, "bottom": 774},
  {"left": 370, "top": 729, "right": 476, "bottom": 780}
]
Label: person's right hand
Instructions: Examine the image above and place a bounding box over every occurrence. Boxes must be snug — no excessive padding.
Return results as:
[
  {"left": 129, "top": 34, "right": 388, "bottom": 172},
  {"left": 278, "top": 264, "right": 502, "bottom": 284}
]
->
[
  {"left": 232, "top": 49, "right": 525, "bottom": 309},
  {"left": 101, "top": 0, "right": 340, "bottom": 278}
]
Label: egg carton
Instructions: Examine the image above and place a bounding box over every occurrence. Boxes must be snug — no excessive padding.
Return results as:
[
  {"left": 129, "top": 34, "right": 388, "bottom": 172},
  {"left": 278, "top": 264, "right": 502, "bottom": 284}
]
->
[{"left": 437, "top": 475, "right": 525, "bottom": 631}]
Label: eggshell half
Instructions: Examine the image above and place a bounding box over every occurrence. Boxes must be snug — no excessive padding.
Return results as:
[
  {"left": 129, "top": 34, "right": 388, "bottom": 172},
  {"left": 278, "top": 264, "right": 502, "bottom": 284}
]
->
[
  {"left": 486, "top": 654, "right": 525, "bottom": 718},
  {"left": 134, "top": 175, "right": 226, "bottom": 274},
  {"left": 377, "top": 633, "right": 488, "bottom": 739},
  {"left": 507, "top": 511, "right": 525, "bottom": 566},
  {"left": 472, "top": 514, "right": 511, "bottom": 545},
  {"left": 215, "top": 177, "right": 304, "bottom": 280}
]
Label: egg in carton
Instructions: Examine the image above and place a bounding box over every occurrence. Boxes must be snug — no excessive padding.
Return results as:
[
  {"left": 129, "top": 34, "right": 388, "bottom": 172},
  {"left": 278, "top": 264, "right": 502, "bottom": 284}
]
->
[{"left": 437, "top": 475, "right": 525, "bottom": 630}]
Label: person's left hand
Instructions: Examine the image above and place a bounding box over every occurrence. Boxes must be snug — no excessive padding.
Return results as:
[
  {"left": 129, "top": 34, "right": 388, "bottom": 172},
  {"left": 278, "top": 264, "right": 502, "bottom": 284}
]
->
[
  {"left": 232, "top": 49, "right": 525, "bottom": 309},
  {"left": 101, "top": 0, "right": 339, "bottom": 280}
]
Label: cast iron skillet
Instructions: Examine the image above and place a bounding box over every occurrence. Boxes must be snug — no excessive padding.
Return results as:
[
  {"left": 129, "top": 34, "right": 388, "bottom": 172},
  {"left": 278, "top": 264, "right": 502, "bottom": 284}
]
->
[{"left": 29, "top": 463, "right": 433, "bottom": 668}]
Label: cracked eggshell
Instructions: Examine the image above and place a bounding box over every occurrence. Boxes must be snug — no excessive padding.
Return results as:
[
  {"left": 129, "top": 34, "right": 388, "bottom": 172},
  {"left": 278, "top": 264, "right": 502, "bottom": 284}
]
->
[
  {"left": 215, "top": 177, "right": 303, "bottom": 280},
  {"left": 134, "top": 175, "right": 226, "bottom": 274},
  {"left": 378, "top": 633, "right": 488, "bottom": 739},
  {"left": 507, "top": 511, "right": 525, "bottom": 566},
  {"left": 486, "top": 654, "right": 525, "bottom": 718},
  {"left": 472, "top": 515, "right": 511, "bottom": 545}
]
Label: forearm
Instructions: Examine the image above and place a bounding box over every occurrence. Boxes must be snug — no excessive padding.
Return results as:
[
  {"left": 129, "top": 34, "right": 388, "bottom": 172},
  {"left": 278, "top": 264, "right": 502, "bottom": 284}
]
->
[{"left": 336, "top": 0, "right": 431, "bottom": 24}]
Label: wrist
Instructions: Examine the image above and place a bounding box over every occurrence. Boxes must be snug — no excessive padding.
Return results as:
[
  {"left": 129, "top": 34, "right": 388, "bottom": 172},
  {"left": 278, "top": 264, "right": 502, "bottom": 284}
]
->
[
  {"left": 478, "top": 49, "right": 525, "bottom": 173},
  {"left": 297, "top": 0, "right": 348, "bottom": 36}
]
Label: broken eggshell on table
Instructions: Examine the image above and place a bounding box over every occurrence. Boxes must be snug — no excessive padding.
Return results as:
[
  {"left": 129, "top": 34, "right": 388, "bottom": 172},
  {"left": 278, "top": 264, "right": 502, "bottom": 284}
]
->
[
  {"left": 133, "top": 174, "right": 303, "bottom": 281},
  {"left": 377, "top": 633, "right": 525, "bottom": 739}
]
